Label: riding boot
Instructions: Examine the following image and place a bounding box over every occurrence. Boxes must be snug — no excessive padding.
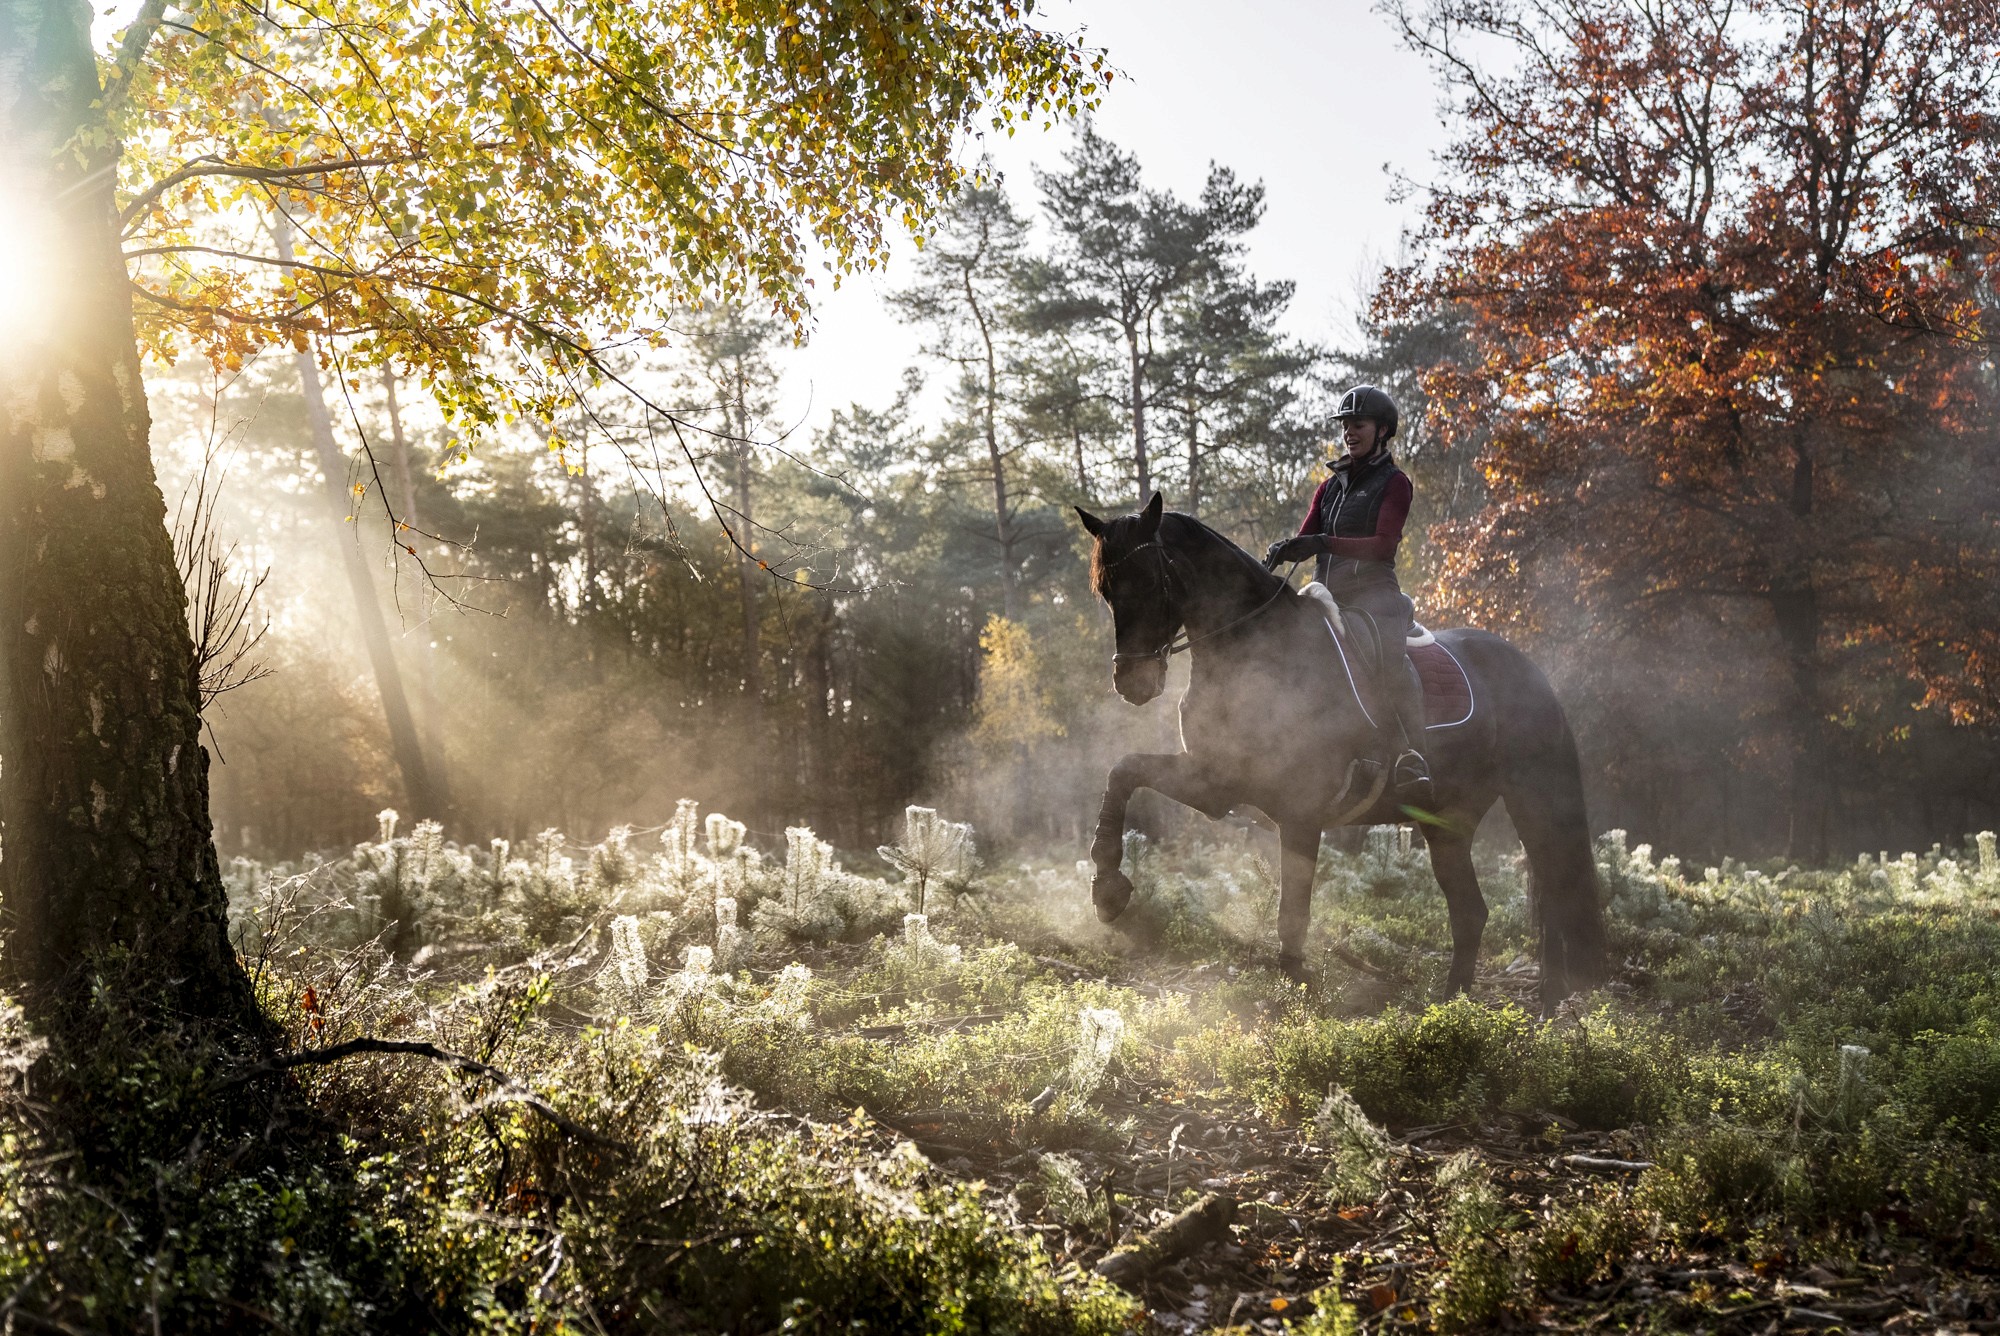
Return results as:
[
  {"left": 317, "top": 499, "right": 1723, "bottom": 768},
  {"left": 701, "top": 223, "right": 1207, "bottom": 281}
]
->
[{"left": 1389, "top": 657, "right": 1434, "bottom": 808}]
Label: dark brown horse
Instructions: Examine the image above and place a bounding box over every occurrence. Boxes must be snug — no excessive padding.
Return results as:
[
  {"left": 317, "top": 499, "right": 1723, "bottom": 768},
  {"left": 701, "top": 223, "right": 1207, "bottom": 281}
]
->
[{"left": 1076, "top": 494, "right": 1609, "bottom": 1010}]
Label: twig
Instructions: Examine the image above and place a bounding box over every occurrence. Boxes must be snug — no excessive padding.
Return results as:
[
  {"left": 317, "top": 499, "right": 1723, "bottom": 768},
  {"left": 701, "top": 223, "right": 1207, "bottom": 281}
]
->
[
  {"left": 1327, "top": 943, "right": 1400, "bottom": 981},
  {"left": 224, "top": 1038, "right": 630, "bottom": 1152},
  {"left": 855, "top": 1013, "right": 1005, "bottom": 1040}
]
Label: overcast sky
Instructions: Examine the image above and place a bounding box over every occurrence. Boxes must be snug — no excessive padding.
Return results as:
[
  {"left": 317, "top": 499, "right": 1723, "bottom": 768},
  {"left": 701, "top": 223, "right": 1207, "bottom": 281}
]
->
[{"left": 777, "top": 0, "right": 1453, "bottom": 433}]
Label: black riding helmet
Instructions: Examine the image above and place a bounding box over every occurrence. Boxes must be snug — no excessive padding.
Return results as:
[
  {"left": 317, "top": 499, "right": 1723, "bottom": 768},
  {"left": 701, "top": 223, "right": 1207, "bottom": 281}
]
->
[{"left": 1332, "top": 384, "right": 1398, "bottom": 442}]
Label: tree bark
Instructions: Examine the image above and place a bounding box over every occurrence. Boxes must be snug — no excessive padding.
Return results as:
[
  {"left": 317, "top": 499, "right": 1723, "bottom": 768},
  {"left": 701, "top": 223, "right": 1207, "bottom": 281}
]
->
[
  {"left": 1184, "top": 384, "right": 1202, "bottom": 517},
  {"left": 1773, "top": 439, "right": 1827, "bottom": 862},
  {"left": 1771, "top": 583, "right": 1828, "bottom": 862},
  {"left": 0, "top": 0, "right": 258, "bottom": 1024}
]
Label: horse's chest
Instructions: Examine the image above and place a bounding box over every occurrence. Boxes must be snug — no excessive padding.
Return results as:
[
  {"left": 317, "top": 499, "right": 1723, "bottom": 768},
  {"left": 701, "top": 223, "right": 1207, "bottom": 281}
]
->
[{"left": 1178, "top": 680, "right": 1308, "bottom": 760}]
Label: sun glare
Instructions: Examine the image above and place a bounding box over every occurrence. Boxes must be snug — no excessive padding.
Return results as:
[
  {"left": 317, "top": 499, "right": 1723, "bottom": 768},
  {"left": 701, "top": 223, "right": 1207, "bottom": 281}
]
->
[{"left": 0, "top": 188, "right": 59, "bottom": 349}]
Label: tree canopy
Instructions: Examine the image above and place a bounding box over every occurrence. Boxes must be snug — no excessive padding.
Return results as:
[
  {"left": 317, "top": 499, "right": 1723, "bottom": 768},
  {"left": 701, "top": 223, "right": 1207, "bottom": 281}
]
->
[
  {"left": 1385, "top": 0, "right": 2000, "bottom": 854},
  {"left": 116, "top": 0, "right": 1109, "bottom": 444}
]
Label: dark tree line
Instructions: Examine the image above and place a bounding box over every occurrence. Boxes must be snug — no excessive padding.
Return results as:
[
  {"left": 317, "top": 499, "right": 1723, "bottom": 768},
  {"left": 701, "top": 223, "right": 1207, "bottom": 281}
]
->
[
  {"left": 192, "top": 123, "right": 1333, "bottom": 852},
  {"left": 191, "top": 93, "right": 2000, "bottom": 866}
]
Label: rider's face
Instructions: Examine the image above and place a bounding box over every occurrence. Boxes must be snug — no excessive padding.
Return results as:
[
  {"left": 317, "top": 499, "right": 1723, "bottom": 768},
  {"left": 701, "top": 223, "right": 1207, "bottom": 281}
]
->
[{"left": 1342, "top": 417, "right": 1382, "bottom": 459}]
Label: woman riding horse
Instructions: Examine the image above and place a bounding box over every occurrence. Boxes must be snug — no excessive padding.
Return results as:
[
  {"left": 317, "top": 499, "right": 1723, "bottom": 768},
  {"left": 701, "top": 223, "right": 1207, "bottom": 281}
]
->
[
  {"left": 1264, "top": 385, "right": 1432, "bottom": 806},
  {"left": 1075, "top": 487, "right": 1610, "bottom": 1008}
]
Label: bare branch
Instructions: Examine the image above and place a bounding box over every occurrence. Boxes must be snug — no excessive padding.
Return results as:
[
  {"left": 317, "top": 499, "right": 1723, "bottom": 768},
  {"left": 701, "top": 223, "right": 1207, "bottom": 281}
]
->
[
  {"left": 121, "top": 154, "right": 406, "bottom": 234},
  {"left": 226, "top": 1037, "right": 631, "bottom": 1153}
]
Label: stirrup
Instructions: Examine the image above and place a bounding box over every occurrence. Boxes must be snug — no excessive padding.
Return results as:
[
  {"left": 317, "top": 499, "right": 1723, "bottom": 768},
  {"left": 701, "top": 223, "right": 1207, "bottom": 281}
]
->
[{"left": 1393, "top": 749, "right": 1434, "bottom": 805}]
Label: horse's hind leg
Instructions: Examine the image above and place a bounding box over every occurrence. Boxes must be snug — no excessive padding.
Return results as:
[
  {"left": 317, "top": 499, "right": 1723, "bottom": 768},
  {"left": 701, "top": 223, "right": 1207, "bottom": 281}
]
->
[
  {"left": 1088, "top": 753, "right": 1231, "bottom": 922},
  {"left": 1423, "top": 826, "right": 1488, "bottom": 997},
  {"left": 1277, "top": 821, "right": 1323, "bottom": 980}
]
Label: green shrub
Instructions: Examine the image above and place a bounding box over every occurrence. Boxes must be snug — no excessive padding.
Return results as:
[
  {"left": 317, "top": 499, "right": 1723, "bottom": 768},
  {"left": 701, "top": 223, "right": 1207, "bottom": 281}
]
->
[
  {"left": 1259, "top": 999, "right": 1530, "bottom": 1126},
  {"left": 1896, "top": 1022, "right": 2000, "bottom": 1152},
  {"left": 1636, "top": 1125, "right": 1799, "bottom": 1237},
  {"left": 1430, "top": 1153, "right": 1513, "bottom": 1332},
  {"left": 1521, "top": 1189, "right": 1640, "bottom": 1292}
]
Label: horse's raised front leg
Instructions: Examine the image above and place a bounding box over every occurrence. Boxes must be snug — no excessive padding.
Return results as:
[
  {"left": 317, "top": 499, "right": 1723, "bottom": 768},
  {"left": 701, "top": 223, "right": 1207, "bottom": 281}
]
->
[
  {"left": 1423, "top": 827, "right": 1488, "bottom": 997},
  {"left": 1276, "top": 821, "right": 1323, "bottom": 980},
  {"left": 1089, "top": 752, "right": 1232, "bottom": 922}
]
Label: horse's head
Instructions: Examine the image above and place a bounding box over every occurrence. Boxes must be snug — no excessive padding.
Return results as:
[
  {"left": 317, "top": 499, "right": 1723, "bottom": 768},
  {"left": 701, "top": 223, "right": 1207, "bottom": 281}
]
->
[{"left": 1076, "top": 492, "right": 1178, "bottom": 705}]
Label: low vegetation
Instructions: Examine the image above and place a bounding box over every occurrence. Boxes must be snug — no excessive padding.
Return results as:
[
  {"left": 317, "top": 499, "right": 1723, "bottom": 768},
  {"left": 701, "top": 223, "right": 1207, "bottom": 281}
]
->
[{"left": 9, "top": 812, "right": 2000, "bottom": 1330}]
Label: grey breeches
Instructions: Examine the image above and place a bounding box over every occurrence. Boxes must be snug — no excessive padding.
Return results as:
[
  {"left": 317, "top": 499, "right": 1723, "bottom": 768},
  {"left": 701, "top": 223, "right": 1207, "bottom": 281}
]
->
[{"left": 1333, "top": 585, "right": 1425, "bottom": 750}]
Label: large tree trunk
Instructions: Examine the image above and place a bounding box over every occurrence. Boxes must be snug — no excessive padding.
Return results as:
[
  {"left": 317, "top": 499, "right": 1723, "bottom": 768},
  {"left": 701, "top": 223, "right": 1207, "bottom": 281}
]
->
[
  {"left": 1771, "top": 583, "right": 1829, "bottom": 862},
  {"left": 0, "top": 0, "right": 258, "bottom": 1025},
  {"left": 295, "top": 348, "right": 448, "bottom": 820},
  {"left": 1772, "top": 439, "right": 1827, "bottom": 862},
  {"left": 1184, "top": 385, "right": 1203, "bottom": 517},
  {"left": 268, "top": 208, "right": 444, "bottom": 821}
]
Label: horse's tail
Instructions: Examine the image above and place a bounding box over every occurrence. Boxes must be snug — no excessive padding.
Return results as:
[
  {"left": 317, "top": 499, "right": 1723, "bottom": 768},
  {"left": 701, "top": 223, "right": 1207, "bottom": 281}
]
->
[{"left": 1501, "top": 709, "right": 1611, "bottom": 1004}]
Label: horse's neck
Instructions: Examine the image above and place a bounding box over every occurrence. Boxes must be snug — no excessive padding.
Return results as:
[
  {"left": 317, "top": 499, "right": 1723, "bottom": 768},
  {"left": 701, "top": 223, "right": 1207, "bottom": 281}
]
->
[{"left": 1173, "top": 529, "right": 1280, "bottom": 642}]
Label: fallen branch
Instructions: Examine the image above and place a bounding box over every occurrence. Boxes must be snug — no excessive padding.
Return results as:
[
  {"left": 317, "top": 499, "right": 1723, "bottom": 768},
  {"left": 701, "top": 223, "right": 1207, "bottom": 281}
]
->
[
  {"left": 855, "top": 1013, "right": 1005, "bottom": 1040},
  {"left": 1093, "top": 1192, "right": 1236, "bottom": 1288},
  {"left": 1559, "top": 1154, "right": 1655, "bottom": 1173},
  {"left": 227, "top": 1038, "right": 630, "bottom": 1153}
]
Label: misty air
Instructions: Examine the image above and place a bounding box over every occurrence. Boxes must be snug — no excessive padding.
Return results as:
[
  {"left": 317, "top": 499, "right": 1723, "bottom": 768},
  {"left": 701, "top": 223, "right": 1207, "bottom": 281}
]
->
[{"left": 2, "top": 0, "right": 1999, "bottom": 1330}]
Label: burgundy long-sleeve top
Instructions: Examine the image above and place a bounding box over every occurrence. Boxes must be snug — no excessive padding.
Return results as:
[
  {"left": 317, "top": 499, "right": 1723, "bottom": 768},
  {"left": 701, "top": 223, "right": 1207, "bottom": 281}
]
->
[{"left": 1296, "top": 465, "right": 1413, "bottom": 564}]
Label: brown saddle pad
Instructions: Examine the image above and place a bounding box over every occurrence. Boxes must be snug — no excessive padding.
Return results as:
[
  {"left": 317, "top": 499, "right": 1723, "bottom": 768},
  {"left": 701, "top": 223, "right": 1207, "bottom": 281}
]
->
[{"left": 1410, "top": 640, "right": 1473, "bottom": 728}]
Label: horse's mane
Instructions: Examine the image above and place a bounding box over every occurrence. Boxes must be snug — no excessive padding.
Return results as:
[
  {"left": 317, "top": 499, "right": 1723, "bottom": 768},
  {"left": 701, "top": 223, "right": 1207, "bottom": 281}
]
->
[
  {"left": 1165, "top": 513, "right": 1284, "bottom": 587},
  {"left": 1088, "top": 509, "right": 1285, "bottom": 598}
]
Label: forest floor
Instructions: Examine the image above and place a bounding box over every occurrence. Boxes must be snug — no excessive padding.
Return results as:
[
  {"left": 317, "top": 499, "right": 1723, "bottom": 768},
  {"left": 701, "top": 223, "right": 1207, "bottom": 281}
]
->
[
  {"left": 848, "top": 948, "right": 2000, "bottom": 1336},
  {"left": 694, "top": 823, "right": 2000, "bottom": 1334},
  {"left": 34, "top": 813, "right": 2000, "bottom": 1333}
]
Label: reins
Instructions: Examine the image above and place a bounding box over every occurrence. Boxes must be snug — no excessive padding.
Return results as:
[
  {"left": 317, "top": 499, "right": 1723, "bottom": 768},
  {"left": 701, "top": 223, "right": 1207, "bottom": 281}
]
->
[{"left": 1105, "top": 539, "right": 1293, "bottom": 665}]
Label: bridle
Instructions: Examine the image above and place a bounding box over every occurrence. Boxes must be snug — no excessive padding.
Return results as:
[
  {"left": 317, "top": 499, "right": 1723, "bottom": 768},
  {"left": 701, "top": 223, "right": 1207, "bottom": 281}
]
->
[{"left": 1103, "top": 538, "right": 1292, "bottom": 666}]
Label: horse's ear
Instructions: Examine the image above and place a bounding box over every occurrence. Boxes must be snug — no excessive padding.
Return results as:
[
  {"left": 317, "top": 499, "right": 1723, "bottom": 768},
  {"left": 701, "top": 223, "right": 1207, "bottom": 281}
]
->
[
  {"left": 1135, "top": 491, "right": 1164, "bottom": 539},
  {"left": 1074, "top": 505, "right": 1108, "bottom": 538}
]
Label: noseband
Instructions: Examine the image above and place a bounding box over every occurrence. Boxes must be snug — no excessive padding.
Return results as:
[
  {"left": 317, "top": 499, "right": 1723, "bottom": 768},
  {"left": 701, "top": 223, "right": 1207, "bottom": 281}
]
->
[{"left": 1103, "top": 538, "right": 1288, "bottom": 666}]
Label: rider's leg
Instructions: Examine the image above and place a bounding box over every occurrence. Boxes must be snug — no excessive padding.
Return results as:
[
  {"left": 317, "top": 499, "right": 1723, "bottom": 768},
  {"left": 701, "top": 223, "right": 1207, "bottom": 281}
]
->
[
  {"left": 1388, "top": 655, "right": 1435, "bottom": 803},
  {"left": 1371, "top": 602, "right": 1434, "bottom": 804}
]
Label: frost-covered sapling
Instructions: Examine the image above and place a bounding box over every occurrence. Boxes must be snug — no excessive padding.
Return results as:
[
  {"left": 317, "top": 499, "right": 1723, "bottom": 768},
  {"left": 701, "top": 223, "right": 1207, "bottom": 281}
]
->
[
  {"left": 714, "top": 896, "right": 747, "bottom": 971},
  {"left": 1069, "top": 1007, "right": 1125, "bottom": 1098},
  {"left": 751, "top": 826, "right": 848, "bottom": 944},
  {"left": 1312, "top": 1086, "right": 1392, "bottom": 1206},
  {"left": 351, "top": 810, "right": 482, "bottom": 957},
  {"left": 586, "top": 825, "right": 642, "bottom": 907},
  {"left": 896, "top": 912, "right": 962, "bottom": 966},
  {"left": 1032, "top": 1153, "right": 1108, "bottom": 1234},
  {"left": 879, "top": 806, "right": 975, "bottom": 918},
  {"left": 658, "top": 799, "right": 708, "bottom": 912},
  {"left": 603, "top": 913, "right": 650, "bottom": 1006}
]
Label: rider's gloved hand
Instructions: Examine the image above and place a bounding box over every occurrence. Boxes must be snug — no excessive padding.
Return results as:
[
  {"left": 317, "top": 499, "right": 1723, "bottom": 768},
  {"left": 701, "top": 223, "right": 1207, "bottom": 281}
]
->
[{"left": 1264, "top": 535, "right": 1325, "bottom": 568}]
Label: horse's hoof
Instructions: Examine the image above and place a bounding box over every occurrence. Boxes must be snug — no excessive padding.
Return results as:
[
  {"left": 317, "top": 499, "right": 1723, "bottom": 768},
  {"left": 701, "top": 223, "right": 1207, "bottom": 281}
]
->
[{"left": 1092, "top": 869, "right": 1134, "bottom": 923}]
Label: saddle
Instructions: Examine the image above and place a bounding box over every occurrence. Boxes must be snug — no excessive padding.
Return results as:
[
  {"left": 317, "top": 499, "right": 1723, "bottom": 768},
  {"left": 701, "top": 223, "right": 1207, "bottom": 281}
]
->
[{"left": 1300, "top": 582, "right": 1472, "bottom": 730}]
